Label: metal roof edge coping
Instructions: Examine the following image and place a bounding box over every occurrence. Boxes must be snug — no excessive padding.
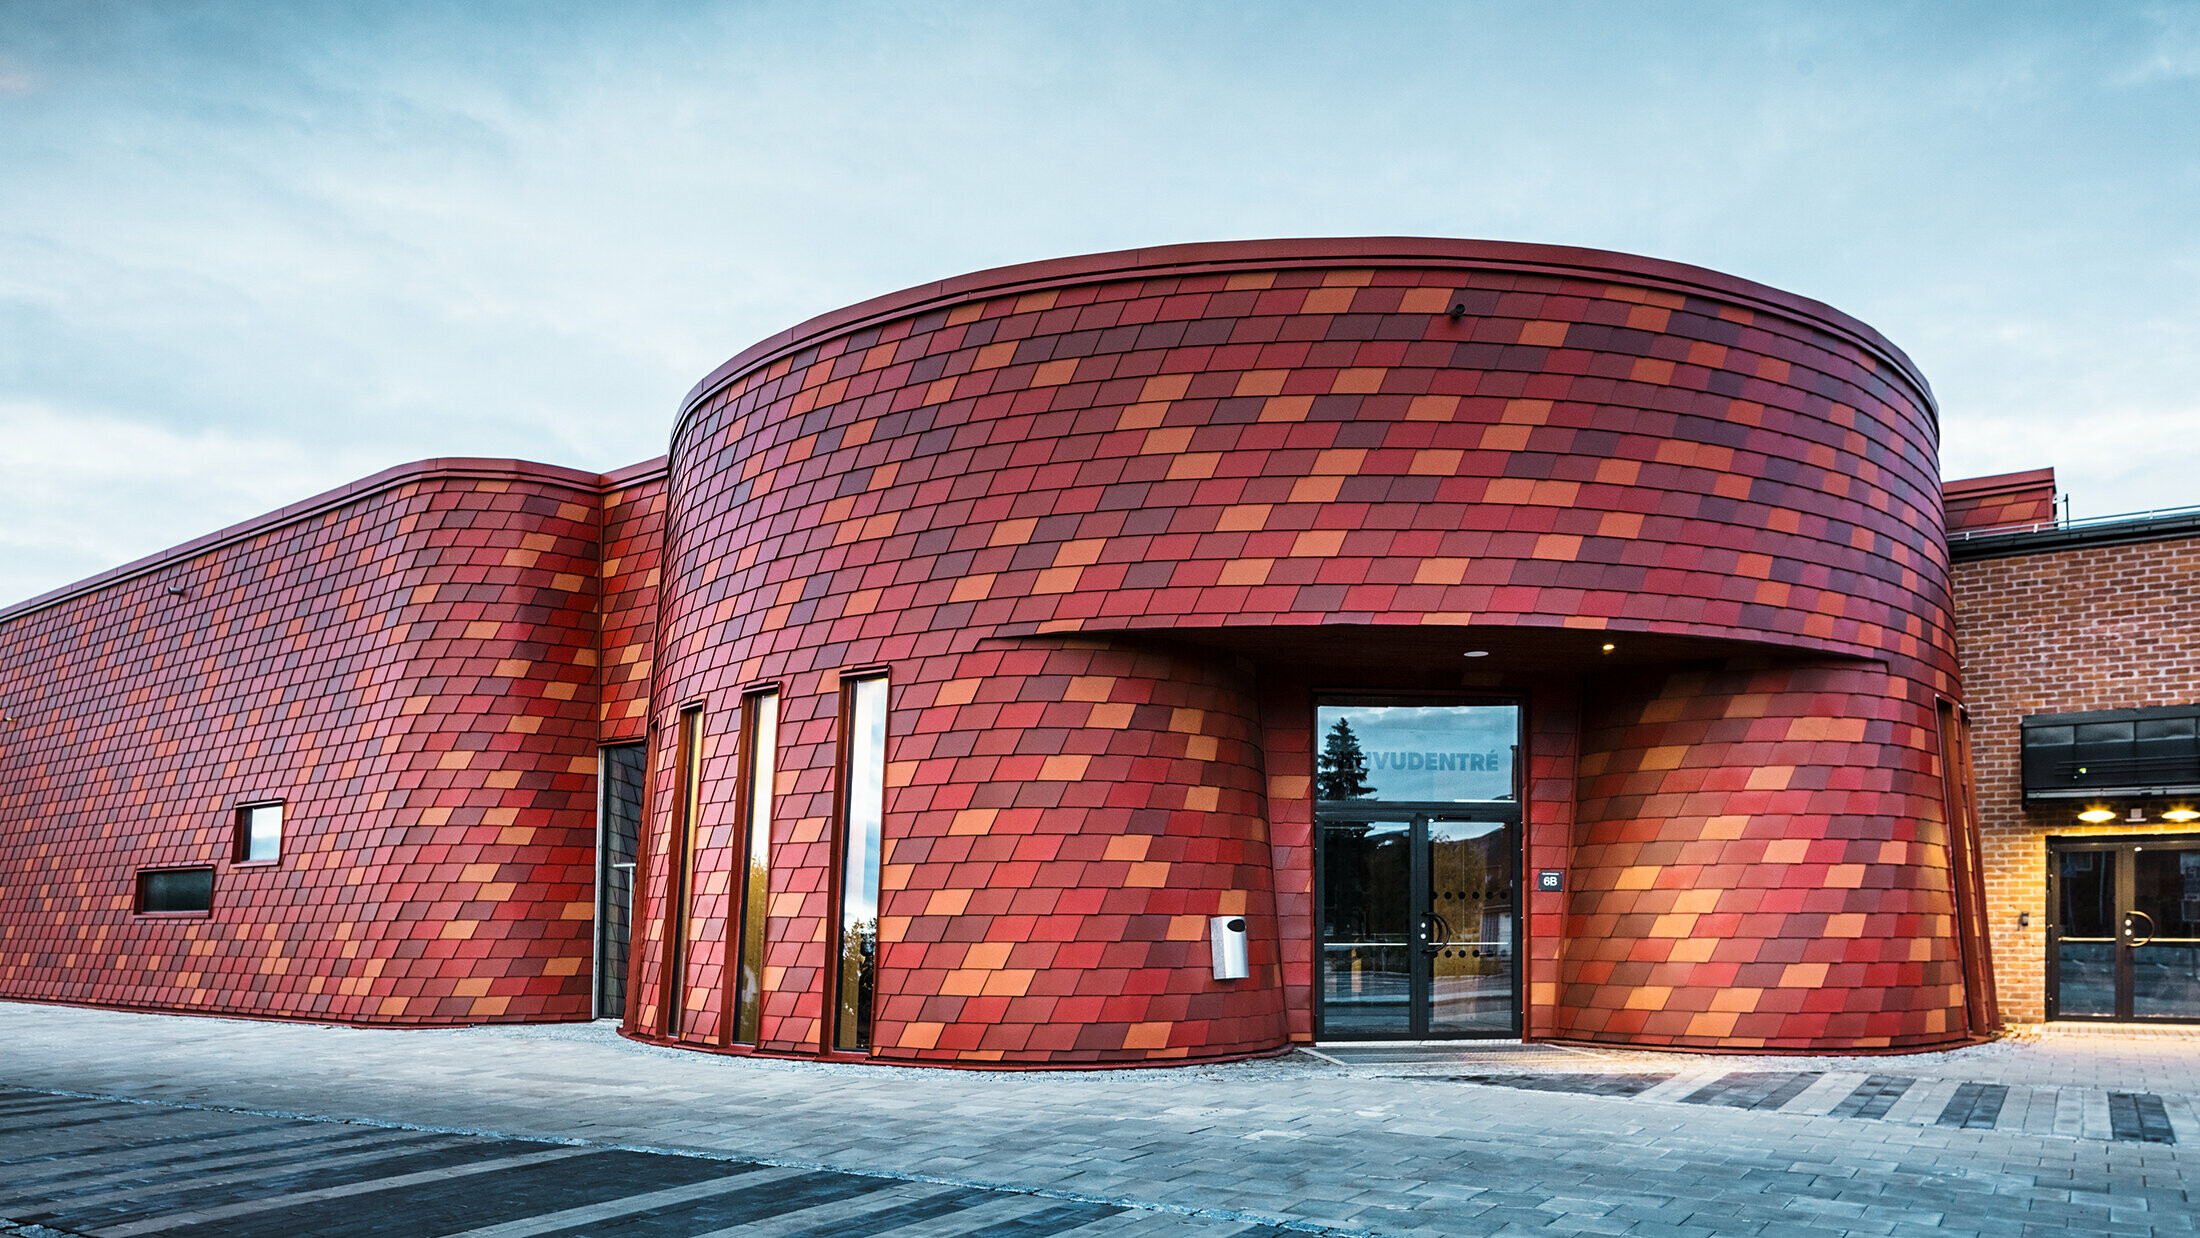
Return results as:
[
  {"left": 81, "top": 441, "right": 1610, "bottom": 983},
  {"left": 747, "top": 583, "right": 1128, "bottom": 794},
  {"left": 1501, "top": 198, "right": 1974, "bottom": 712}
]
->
[
  {"left": 1943, "top": 467, "right": 2056, "bottom": 497},
  {"left": 671, "top": 236, "right": 1937, "bottom": 454},
  {"left": 600, "top": 455, "right": 671, "bottom": 489},
  {"left": 1949, "top": 509, "right": 2200, "bottom": 563},
  {"left": 0, "top": 455, "right": 668, "bottom": 626}
]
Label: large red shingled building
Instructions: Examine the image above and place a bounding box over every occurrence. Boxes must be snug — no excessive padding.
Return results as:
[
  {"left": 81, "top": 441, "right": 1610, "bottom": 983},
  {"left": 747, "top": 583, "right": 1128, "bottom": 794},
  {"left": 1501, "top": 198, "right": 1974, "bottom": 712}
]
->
[{"left": 7, "top": 238, "right": 2187, "bottom": 1063}]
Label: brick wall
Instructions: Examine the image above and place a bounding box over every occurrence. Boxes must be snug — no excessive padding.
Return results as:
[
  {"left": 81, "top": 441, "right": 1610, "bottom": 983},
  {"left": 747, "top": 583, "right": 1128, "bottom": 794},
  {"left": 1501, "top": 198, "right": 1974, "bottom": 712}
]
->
[{"left": 1951, "top": 533, "right": 2200, "bottom": 1022}]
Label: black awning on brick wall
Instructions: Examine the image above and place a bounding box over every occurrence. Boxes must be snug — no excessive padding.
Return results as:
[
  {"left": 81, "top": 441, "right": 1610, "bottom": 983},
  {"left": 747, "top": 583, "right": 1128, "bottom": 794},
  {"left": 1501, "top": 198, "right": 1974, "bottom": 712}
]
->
[{"left": 2021, "top": 704, "right": 2200, "bottom": 800}]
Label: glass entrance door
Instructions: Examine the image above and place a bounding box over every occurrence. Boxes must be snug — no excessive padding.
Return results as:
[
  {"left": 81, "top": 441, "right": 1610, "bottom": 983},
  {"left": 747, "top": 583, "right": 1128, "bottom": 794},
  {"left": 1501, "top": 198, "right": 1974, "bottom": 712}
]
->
[
  {"left": 2049, "top": 837, "right": 2200, "bottom": 1022},
  {"left": 1425, "top": 817, "right": 1516, "bottom": 1036},
  {"left": 1313, "top": 696, "right": 1521, "bottom": 1040},
  {"left": 1320, "top": 817, "right": 1413, "bottom": 1036},
  {"left": 1319, "top": 812, "right": 1517, "bottom": 1037}
]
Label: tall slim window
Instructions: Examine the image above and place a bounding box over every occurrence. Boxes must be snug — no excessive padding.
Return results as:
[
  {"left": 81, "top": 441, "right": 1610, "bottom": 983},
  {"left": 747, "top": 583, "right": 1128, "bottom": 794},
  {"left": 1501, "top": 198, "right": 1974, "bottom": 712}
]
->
[
  {"left": 732, "top": 690, "right": 777, "bottom": 1044},
  {"left": 661, "top": 705, "right": 704, "bottom": 1037},
  {"left": 835, "top": 674, "right": 887, "bottom": 1052},
  {"left": 597, "top": 743, "right": 645, "bottom": 1022}
]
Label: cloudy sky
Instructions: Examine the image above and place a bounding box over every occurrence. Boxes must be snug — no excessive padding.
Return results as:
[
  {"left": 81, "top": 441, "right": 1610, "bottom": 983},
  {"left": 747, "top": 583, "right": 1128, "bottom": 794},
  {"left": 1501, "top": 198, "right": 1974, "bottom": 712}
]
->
[{"left": 3, "top": 2, "right": 2196, "bottom": 607}]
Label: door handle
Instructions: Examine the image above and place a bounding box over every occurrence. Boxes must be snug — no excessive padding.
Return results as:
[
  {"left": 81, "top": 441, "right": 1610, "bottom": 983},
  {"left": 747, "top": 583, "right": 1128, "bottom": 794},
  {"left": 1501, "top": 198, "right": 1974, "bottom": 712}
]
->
[
  {"left": 2125, "top": 910, "right": 2156, "bottom": 947},
  {"left": 1419, "top": 912, "right": 1453, "bottom": 955}
]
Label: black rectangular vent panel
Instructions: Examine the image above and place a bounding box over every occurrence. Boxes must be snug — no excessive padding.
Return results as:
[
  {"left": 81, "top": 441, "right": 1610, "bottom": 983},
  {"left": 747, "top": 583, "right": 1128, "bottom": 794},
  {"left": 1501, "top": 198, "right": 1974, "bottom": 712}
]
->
[{"left": 2022, "top": 704, "right": 2200, "bottom": 799}]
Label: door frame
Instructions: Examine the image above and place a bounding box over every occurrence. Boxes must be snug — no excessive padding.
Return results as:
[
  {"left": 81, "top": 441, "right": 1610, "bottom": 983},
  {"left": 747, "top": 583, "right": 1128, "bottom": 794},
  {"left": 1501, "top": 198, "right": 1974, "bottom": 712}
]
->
[
  {"left": 1314, "top": 802, "right": 1523, "bottom": 1040},
  {"left": 2046, "top": 832, "right": 2200, "bottom": 1024},
  {"left": 1310, "top": 691, "right": 1526, "bottom": 1041},
  {"left": 594, "top": 741, "right": 647, "bottom": 1021}
]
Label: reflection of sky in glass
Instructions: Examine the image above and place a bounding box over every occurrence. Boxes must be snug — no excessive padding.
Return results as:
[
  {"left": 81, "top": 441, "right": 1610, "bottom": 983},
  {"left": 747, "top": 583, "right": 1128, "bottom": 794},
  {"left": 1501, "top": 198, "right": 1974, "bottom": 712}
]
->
[
  {"left": 738, "top": 692, "right": 778, "bottom": 1039},
  {"left": 749, "top": 693, "right": 776, "bottom": 870},
  {"left": 1317, "top": 704, "right": 1517, "bottom": 802},
  {"left": 843, "top": 677, "right": 887, "bottom": 926},
  {"left": 245, "top": 804, "right": 282, "bottom": 861}
]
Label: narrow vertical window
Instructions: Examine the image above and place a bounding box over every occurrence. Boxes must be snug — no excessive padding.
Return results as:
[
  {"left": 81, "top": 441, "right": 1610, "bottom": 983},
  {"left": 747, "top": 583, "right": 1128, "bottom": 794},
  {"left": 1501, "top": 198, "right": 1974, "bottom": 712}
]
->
[
  {"left": 596, "top": 742, "right": 645, "bottom": 1023},
  {"left": 661, "top": 705, "right": 704, "bottom": 1036},
  {"left": 835, "top": 674, "right": 887, "bottom": 1051},
  {"left": 732, "top": 690, "right": 777, "bottom": 1044}
]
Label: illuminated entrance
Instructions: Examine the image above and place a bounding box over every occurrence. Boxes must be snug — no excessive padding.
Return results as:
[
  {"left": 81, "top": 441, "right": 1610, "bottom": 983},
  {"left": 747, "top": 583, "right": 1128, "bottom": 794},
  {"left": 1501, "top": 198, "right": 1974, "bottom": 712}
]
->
[
  {"left": 2050, "top": 835, "right": 2200, "bottom": 1022},
  {"left": 1315, "top": 699, "right": 1521, "bottom": 1039}
]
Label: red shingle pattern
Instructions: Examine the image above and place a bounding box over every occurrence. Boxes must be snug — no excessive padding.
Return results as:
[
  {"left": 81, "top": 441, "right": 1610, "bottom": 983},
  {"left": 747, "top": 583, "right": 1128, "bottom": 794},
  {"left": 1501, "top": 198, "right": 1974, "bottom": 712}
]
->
[
  {"left": 0, "top": 467, "right": 608, "bottom": 1024},
  {"left": 1566, "top": 665, "right": 1969, "bottom": 1050},
  {"left": 598, "top": 470, "right": 665, "bottom": 744},
  {"left": 642, "top": 240, "right": 1977, "bottom": 1060},
  {"left": 1943, "top": 469, "right": 2056, "bottom": 535}
]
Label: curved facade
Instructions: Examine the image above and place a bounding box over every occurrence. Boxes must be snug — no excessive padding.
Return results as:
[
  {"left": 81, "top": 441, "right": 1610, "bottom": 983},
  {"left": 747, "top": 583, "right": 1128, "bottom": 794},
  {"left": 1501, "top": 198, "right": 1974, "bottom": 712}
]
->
[
  {"left": 635, "top": 238, "right": 1991, "bottom": 1062},
  {"left": 0, "top": 238, "right": 2002, "bottom": 1059}
]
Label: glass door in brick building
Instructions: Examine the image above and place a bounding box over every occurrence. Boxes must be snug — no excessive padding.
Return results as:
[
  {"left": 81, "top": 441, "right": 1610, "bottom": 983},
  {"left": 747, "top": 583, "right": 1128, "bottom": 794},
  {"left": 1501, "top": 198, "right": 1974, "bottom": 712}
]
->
[
  {"left": 2049, "top": 836, "right": 2200, "bottom": 1022},
  {"left": 1315, "top": 699, "right": 1521, "bottom": 1039},
  {"left": 597, "top": 743, "right": 645, "bottom": 1019}
]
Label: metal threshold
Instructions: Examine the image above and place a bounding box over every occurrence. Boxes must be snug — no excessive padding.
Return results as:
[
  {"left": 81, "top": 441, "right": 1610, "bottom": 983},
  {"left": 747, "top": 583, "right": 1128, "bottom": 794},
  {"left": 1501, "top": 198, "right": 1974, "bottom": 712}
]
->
[{"left": 1304, "top": 1040, "right": 1605, "bottom": 1065}]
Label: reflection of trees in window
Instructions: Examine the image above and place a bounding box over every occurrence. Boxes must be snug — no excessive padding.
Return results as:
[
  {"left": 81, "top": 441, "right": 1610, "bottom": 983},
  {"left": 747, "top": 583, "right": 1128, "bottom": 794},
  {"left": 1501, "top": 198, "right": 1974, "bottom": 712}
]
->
[
  {"left": 734, "top": 691, "right": 776, "bottom": 1045},
  {"left": 1430, "top": 835, "right": 1496, "bottom": 973},
  {"left": 835, "top": 674, "right": 886, "bottom": 1052},
  {"left": 1317, "top": 718, "right": 1377, "bottom": 800},
  {"left": 736, "top": 849, "right": 768, "bottom": 1041},
  {"left": 839, "top": 917, "right": 877, "bottom": 1046},
  {"left": 1321, "top": 823, "right": 1406, "bottom": 940}
]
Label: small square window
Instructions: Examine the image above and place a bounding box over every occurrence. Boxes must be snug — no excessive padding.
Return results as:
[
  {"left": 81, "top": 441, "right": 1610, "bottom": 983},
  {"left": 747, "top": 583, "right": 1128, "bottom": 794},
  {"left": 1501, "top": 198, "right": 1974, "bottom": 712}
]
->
[
  {"left": 137, "top": 867, "right": 212, "bottom": 914},
  {"left": 236, "top": 802, "right": 282, "bottom": 864}
]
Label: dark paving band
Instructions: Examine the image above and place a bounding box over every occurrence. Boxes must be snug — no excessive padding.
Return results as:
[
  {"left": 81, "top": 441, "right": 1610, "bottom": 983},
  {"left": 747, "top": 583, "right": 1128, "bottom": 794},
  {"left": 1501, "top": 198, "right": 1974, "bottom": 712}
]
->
[
  {"left": 1408, "top": 1071, "right": 2181, "bottom": 1144},
  {"left": 0, "top": 1094, "right": 1300, "bottom": 1238}
]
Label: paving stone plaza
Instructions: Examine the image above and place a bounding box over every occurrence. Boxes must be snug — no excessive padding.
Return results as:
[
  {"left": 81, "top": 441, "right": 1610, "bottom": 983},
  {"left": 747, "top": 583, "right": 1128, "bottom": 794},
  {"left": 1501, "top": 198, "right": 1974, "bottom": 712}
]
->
[{"left": 1, "top": 1003, "right": 2193, "bottom": 1236}]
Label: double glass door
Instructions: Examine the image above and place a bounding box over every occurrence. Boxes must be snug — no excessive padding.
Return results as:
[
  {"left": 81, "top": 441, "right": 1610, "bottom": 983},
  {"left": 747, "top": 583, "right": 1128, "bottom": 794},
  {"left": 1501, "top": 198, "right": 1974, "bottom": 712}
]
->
[
  {"left": 2050, "top": 837, "right": 2200, "bottom": 1022},
  {"left": 1319, "top": 811, "right": 1518, "bottom": 1037}
]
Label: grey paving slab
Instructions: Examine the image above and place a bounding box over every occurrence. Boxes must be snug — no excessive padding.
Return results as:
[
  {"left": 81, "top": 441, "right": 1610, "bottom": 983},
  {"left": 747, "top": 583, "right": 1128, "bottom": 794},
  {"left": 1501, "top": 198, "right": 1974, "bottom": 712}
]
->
[
  {"left": 2110, "top": 1093, "right": 2179, "bottom": 1144},
  {"left": 786, "top": 1192, "right": 1056, "bottom": 1238},
  {"left": 1936, "top": 1082, "right": 2010, "bottom": 1129},
  {"left": 0, "top": 1109, "right": 290, "bottom": 1167},
  {"left": 1680, "top": 1071, "right": 1822, "bottom": 1111},
  {"left": 1881, "top": 1075, "right": 1962, "bottom": 1126},
  {"left": 0, "top": 1094, "right": 1327, "bottom": 1238},
  {"left": 1787, "top": 1069, "right": 1873, "bottom": 1117},
  {"left": 0, "top": 1125, "right": 440, "bottom": 1205},
  {"left": 8, "top": 1129, "right": 513, "bottom": 1222},
  {"left": 98, "top": 1146, "right": 591, "bottom": 1236},
  {"left": 3, "top": 1004, "right": 2199, "bottom": 1237},
  {"left": 1827, "top": 1074, "right": 1916, "bottom": 1120},
  {"left": 434, "top": 1164, "right": 797, "bottom": 1237}
]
